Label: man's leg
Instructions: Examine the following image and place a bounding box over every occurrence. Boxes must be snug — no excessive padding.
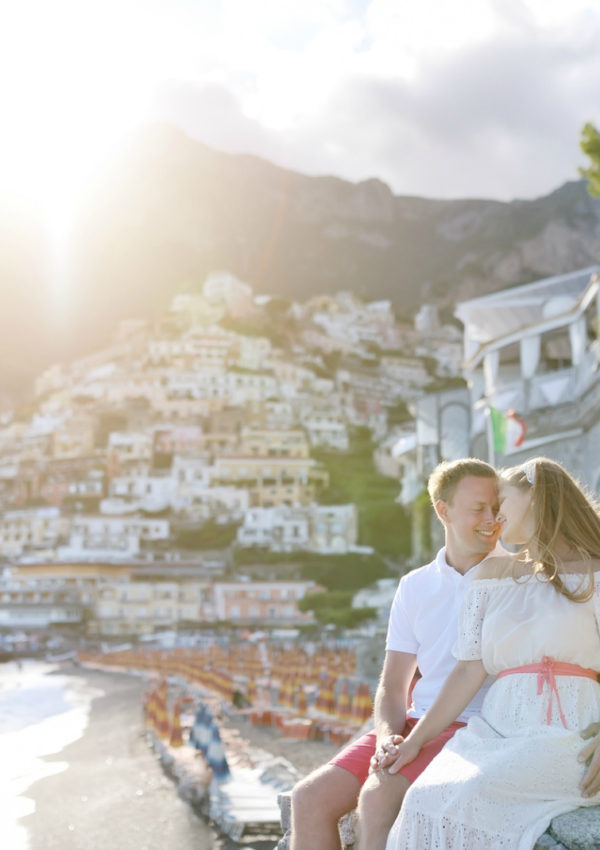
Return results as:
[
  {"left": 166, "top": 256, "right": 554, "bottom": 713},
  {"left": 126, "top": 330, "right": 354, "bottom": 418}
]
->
[
  {"left": 356, "top": 719, "right": 467, "bottom": 850},
  {"left": 290, "top": 763, "right": 361, "bottom": 850},
  {"left": 356, "top": 769, "right": 410, "bottom": 850}
]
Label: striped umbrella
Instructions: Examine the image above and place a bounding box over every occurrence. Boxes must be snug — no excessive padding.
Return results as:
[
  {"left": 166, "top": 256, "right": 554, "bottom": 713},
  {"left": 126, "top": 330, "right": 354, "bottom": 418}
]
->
[
  {"left": 351, "top": 682, "right": 373, "bottom": 726},
  {"left": 336, "top": 681, "right": 353, "bottom": 725}
]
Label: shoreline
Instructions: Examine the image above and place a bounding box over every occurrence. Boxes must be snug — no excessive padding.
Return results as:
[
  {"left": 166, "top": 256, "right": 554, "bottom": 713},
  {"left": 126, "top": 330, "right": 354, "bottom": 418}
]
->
[
  {"left": 11, "top": 663, "right": 344, "bottom": 850},
  {"left": 19, "top": 665, "right": 217, "bottom": 850}
]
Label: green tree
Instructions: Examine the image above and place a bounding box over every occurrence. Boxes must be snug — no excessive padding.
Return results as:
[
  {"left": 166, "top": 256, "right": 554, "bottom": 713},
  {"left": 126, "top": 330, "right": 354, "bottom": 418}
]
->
[
  {"left": 580, "top": 122, "right": 600, "bottom": 197},
  {"left": 175, "top": 521, "right": 239, "bottom": 550},
  {"left": 298, "top": 591, "right": 377, "bottom": 627}
]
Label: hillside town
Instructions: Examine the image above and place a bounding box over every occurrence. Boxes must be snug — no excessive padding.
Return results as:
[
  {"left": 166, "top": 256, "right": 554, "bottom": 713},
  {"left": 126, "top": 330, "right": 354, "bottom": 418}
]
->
[
  {"left": 2, "top": 264, "right": 600, "bottom": 646},
  {"left": 0, "top": 271, "right": 462, "bottom": 643}
]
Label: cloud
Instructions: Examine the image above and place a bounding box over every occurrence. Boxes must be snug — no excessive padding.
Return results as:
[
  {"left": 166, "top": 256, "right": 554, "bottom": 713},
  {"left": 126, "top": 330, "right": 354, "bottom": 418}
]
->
[{"left": 151, "top": 0, "right": 600, "bottom": 200}]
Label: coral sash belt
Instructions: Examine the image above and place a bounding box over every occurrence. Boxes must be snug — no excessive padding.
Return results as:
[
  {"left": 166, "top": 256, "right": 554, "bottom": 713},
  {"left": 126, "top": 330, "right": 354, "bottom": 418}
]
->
[{"left": 497, "top": 656, "right": 599, "bottom": 728}]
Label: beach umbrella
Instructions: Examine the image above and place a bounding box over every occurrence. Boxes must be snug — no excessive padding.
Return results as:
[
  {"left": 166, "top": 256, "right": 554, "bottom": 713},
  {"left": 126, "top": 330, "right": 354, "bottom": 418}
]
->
[
  {"left": 336, "top": 681, "right": 353, "bottom": 725},
  {"left": 143, "top": 688, "right": 157, "bottom": 733},
  {"left": 315, "top": 677, "right": 336, "bottom": 715},
  {"left": 190, "top": 703, "right": 213, "bottom": 755},
  {"left": 206, "top": 722, "right": 230, "bottom": 780},
  {"left": 169, "top": 699, "right": 184, "bottom": 748},
  {"left": 278, "top": 675, "right": 295, "bottom": 709},
  {"left": 351, "top": 682, "right": 373, "bottom": 726},
  {"left": 247, "top": 676, "right": 258, "bottom": 706},
  {"left": 296, "top": 685, "right": 308, "bottom": 715}
]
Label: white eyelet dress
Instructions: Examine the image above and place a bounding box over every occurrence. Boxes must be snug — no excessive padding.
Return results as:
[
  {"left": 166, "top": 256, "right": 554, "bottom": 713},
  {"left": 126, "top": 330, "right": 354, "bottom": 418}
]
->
[{"left": 385, "top": 573, "right": 600, "bottom": 850}]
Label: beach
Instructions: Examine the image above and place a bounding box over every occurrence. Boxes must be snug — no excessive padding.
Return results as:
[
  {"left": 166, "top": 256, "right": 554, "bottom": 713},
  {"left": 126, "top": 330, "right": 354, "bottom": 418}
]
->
[{"left": 0, "top": 660, "right": 342, "bottom": 850}]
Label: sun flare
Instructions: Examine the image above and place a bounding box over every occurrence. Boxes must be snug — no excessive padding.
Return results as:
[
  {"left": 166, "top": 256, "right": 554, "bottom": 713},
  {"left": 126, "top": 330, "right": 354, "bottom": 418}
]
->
[{"left": 0, "top": 1, "right": 161, "bottom": 293}]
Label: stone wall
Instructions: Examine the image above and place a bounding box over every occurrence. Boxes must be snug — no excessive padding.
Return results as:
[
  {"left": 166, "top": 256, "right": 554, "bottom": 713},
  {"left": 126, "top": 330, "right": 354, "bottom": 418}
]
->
[{"left": 276, "top": 792, "right": 600, "bottom": 850}]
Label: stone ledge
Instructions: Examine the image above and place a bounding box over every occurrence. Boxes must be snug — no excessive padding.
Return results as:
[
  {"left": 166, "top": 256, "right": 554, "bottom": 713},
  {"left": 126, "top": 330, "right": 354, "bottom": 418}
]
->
[{"left": 276, "top": 792, "right": 600, "bottom": 850}]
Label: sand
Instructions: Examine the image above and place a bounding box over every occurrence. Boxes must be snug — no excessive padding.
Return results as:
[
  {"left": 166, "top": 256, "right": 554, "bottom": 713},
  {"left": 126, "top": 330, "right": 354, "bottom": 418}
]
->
[
  {"left": 18, "top": 665, "right": 344, "bottom": 850},
  {"left": 21, "top": 667, "right": 216, "bottom": 850}
]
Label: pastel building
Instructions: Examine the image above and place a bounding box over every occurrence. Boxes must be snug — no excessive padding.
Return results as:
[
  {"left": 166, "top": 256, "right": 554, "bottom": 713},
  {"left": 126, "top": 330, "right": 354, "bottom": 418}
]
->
[{"left": 212, "top": 581, "right": 321, "bottom": 624}]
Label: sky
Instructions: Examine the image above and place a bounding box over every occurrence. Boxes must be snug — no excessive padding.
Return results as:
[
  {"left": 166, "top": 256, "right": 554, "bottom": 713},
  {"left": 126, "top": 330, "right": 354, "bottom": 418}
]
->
[{"left": 1, "top": 0, "right": 600, "bottom": 252}]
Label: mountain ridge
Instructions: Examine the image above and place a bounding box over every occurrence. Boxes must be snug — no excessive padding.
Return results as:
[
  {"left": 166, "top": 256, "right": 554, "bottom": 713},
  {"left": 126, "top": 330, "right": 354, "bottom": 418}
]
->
[{"left": 1, "top": 122, "right": 599, "bottom": 394}]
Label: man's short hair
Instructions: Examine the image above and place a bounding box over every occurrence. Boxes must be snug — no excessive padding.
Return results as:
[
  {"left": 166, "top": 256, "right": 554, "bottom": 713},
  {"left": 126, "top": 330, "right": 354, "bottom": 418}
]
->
[{"left": 427, "top": 458, "right": 496, "bottom": 505}]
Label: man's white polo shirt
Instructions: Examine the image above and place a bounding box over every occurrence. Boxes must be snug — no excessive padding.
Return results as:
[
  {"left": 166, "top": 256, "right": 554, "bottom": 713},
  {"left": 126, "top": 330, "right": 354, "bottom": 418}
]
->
[{"left": 386, "top": 545, "right": 505, "bottom": 722}]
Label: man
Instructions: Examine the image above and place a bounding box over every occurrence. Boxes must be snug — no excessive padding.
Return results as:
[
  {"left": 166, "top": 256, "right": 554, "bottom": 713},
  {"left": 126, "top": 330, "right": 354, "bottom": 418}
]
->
[{"left": 290, "top": 457, "right": 503, "bottom": 850}]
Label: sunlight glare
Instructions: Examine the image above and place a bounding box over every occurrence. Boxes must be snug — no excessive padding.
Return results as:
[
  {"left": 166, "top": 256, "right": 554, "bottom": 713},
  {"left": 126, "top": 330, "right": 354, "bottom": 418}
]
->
[{"left": 0, "top": 1, "right": 161, "bottom": 297}]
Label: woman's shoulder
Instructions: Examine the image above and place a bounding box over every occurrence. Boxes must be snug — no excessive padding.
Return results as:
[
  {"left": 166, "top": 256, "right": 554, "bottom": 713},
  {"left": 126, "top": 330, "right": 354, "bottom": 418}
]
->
[{"left": 472, "top": 555, "right": 522, "bottom": 581}]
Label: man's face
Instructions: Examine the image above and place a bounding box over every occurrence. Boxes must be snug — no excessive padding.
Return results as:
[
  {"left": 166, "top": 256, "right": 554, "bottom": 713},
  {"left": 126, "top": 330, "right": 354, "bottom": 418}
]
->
[{"left": 438, "top": 475, "right": 501, "bottom": 558}]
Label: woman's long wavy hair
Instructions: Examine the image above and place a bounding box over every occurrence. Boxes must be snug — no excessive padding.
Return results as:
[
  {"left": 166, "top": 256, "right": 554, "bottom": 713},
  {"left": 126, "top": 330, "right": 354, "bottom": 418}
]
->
[{"left": 500, "top": 457, "right": 600, "bottom": 601}]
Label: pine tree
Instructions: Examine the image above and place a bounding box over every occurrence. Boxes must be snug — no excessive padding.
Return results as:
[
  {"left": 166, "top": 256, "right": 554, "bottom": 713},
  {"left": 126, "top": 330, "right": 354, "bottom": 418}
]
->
[{"left": 580, "top": 122, "right": 600, "bottom": 197}]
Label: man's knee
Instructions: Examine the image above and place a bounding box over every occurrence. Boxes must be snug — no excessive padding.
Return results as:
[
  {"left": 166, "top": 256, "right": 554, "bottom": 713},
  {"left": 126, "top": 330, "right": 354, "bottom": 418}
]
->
[
  {"left": 292, "top": 764, "right": 361, "bottom": 822},
  {"left": 291, "top": 773, "right": 320, "bottom": 816},
  {"left": 357, "top": 770, "right": 410, "bottom": 826}
]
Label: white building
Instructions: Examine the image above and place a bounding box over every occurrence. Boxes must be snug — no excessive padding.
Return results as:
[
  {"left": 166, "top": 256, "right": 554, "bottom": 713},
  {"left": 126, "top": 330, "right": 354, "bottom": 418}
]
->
[
  {"left": 455, "top": 266, "right": 600, "bottom": 472},
  {"left": 310, "top": 504, "right": 358, "bottom": 553},
  {"left": 235, "top": 335, "right": 272, "bottom": 371},
  {"left": 237, "top": 506, "right": 310, "bottom": 550},
  {"left": 170, "top": 455, "right": 250, "bottom": 520},
  {"left": 94, "top": 578, "right": 211, "bottom": 636},
  {"left": 202, "top": 271, "right": 254, "bottom": 315},
  {"left": 109, "top": 474, "right": 176, "bottom": 513},
  {"left": 302, "top": 416, "right": 349, "bottom": 450},
  {"left": 237, "top": 503, "right": 357, "bottom": 554},
  {"left": 0, "top": 508, "right": 69, "bottom": 558},
  {"left": 108, "top": 431, "right": 154, "bottom": 465},
  {"left": 57, "top": 515, "right": 170, "bottom": 561}
]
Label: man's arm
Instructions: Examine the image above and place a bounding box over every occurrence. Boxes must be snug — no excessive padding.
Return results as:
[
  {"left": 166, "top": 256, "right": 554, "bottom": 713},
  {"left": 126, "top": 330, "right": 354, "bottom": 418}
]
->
[
  {"left": 373, "top": 650, "right": 418, "bottom": 742},
  {"left": 369, "top": 650, "right": 417, "bottom": 771},
  {"left": 579, "top": 723, "right": 600, "bottom": 797}
]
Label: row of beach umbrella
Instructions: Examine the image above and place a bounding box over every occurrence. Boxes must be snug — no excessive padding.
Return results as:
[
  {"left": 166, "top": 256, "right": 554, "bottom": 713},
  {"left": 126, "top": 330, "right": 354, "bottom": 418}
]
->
[{"left": 81, "top": 644, "right": 373, "bottom": 727}]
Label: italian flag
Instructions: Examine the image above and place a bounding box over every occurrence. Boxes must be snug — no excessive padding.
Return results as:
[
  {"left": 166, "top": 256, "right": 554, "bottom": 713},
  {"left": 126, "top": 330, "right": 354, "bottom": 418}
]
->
[{"left": 488, "top": 407, "right": 527, "bottom": 453}]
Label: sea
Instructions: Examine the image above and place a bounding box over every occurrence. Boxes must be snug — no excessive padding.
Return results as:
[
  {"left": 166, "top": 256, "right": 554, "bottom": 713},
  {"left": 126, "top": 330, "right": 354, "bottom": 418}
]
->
[
  {"left": 0, "top": 659, "right": 279, "bottom": 850},
  {"left": 0, "top": 658, "right": 103, "bottom": 850}
]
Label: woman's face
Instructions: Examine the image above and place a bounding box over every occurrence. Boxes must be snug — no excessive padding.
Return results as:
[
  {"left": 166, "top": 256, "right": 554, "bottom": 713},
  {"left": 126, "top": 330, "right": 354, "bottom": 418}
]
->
[{"left": 497, "top": 483, "right": 534, "bottom": 546}]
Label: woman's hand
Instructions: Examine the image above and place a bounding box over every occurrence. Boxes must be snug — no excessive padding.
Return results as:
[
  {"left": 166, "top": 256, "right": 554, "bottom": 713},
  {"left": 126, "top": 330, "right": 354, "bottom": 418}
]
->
[
  {"left": 369, "top": 734, "right": 405, "bottom": 774},
  {"left": 579, "top": 722, "right": 600, "bottom": 797},
  {"left": 388, "top": 738, "right": 422, "bottom": 774}
]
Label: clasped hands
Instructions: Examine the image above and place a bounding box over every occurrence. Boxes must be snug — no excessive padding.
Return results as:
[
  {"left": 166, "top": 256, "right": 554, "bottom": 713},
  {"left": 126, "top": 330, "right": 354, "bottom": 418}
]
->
[
  {"left": 369, "top": 733, "right": 421, "bottom": 776},
  {"left": 369, "top": 723, "right": 600, "bottom": 795}
]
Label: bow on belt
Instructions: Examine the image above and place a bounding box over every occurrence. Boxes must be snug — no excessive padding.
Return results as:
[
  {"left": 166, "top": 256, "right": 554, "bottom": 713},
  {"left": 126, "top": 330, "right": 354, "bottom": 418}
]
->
[{"left": 497, "top": 656, "right": 599, "bottom": 728}]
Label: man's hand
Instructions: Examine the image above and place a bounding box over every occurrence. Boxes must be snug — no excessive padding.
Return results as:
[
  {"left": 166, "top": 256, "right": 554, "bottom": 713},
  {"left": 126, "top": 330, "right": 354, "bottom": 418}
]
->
[
  {"left": 579, "top": 722, "right": 600, "bottom": 798},
  {"left": 368, "top": 734, "right": 405, "bottom": 774}
]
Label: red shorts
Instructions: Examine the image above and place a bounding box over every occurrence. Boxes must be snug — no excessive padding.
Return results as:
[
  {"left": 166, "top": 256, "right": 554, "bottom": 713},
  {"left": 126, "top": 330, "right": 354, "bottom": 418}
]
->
[{"left": 329, "top": 719, "right": 466, "bottom": 785}]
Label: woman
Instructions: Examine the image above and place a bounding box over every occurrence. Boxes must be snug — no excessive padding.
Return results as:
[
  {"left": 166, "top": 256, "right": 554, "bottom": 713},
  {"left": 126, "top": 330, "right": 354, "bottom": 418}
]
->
[{"left": 385, "top": 457, "right": 600, "bottom": 850}]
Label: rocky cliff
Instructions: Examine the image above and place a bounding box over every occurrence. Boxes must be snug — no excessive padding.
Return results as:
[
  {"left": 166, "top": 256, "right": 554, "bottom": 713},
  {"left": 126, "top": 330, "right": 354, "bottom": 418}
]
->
[{"left": 1, "top": 122, "right": 599, "bottom": 391}]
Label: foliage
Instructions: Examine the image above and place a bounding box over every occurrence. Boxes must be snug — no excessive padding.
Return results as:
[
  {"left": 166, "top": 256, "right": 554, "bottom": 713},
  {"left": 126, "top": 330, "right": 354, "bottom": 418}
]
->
[
  {"left": 174, "top": 520, "right": 239, "bottom": 550},
  {"left": 95, "top": 411, "right": 128, "bottom": 447},
  {"left": 220, "top": 308, "right": 294, "bottom": 349},
  {"left": 298, "top": 590, "right": 354, "bottom": 610},
  {"left": 233, "top": 548, "right": 391, "bottom": 591},
  {"left": 300, "top": 553, "right": 390, "bottom": 591},
  {"left": 580, "top": 122, "right": 600, "bottom": 197},
  {"left": 314, "top": 427, "right": 412, "bottom": 559},
  {"left": 424, "top": 376, "right": 468, "bottom": 393},
  {"left": 233, "top": 547, "right": 304, "bottom": 565},
  {"left": 413, "top": 488, "right": 433, "bottom": 555},
  {"left": 13, "top": 402, "right": 38, "bottom": 422},
  {"left": 386, "top": 400, "right": 413, "bottom": 426},
  {"left": 298, "top": 591, "right": 377, "bottom": 627},
  {"left": 320, "top": 350, "right": 344, "bottom": 373}
]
